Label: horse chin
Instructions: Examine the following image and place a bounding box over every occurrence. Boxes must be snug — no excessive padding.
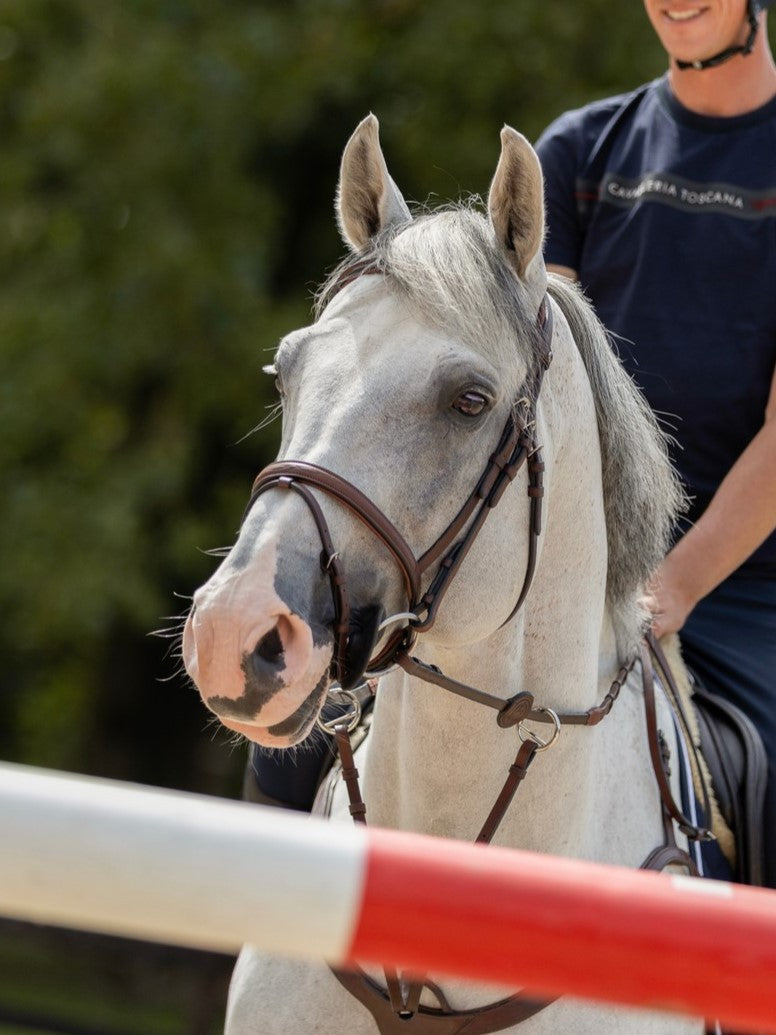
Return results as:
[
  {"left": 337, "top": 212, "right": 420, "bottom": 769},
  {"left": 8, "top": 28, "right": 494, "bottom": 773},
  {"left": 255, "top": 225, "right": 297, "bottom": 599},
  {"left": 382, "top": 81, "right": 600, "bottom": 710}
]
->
[
  {"left": 218, "top": 718, "right": 310, "bottom": 748},
  {"left": 217, "top": 675, "right": 330, "bottom": 748}
]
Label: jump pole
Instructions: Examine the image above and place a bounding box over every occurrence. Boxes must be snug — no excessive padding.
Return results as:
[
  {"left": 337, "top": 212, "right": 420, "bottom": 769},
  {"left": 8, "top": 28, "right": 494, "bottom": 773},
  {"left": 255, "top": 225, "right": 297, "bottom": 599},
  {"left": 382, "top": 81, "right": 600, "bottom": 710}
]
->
[{"left": 2, "top": 762, "right": 775, "bottom": 1033}]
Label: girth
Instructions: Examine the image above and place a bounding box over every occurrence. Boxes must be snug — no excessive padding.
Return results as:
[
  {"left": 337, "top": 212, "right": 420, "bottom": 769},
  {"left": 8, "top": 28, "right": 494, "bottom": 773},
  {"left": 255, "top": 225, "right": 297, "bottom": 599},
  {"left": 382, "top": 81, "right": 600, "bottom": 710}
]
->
[{"left": 331, "top": 967, "right": 550, "bottom": 1035}]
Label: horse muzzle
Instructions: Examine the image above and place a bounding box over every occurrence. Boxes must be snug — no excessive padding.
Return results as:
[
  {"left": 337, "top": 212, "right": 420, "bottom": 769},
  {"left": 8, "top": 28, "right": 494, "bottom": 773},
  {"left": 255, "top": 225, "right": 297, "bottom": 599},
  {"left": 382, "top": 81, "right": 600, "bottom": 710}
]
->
[
  {"left": 181, "top": 551, "right": 335, "bottom": 745},
  {"left": 181, "top": 527, "right": 388, "bottom": 745}
]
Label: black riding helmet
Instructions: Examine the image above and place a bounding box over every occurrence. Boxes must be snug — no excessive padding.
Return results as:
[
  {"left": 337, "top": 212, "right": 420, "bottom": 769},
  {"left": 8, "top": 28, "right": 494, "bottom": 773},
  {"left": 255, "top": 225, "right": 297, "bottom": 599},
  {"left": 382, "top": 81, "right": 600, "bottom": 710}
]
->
[{"left": 676, "top": 0, "right": 775, "bottom": 70}]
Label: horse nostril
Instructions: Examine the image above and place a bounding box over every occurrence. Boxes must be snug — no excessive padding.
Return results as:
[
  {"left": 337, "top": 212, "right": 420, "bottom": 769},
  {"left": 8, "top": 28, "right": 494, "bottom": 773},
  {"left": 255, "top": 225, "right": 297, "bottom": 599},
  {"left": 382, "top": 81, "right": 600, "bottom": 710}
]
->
[{"left": 253, "top": 626, "right": 284, "bottom": 668}]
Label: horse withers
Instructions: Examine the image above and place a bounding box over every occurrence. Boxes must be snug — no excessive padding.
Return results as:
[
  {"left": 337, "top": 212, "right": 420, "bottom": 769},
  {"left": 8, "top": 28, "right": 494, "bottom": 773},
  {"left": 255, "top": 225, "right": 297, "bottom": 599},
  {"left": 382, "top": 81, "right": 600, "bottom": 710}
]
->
[{"left": 182, "top": 116, "right": 702, "bottom": 1034}]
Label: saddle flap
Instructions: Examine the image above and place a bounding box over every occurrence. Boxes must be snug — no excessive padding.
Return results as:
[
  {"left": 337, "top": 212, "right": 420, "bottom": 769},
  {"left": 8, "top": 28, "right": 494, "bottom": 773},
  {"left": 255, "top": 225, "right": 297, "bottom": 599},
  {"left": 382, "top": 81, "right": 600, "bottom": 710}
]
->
[{"left": 692, "top": 684, "right": 768, "bottom": 886}]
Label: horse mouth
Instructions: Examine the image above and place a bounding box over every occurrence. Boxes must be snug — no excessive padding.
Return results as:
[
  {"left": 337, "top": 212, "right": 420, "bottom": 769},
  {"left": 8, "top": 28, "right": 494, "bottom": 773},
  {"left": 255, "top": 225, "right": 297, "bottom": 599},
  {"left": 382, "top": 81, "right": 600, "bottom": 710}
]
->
[
  {"left": 267, "top": 673, "right": 330, "bottom": 739},
  {"left": 219, "top": 672, "right": 330, "bottom": 747}
]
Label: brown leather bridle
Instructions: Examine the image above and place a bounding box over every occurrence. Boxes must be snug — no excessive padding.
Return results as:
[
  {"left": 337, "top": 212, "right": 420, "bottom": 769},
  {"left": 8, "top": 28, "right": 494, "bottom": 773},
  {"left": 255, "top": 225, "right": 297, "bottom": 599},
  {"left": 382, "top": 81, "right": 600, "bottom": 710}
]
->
[{"left": 244, "top": 291, "right": 553, "bottom": 698}]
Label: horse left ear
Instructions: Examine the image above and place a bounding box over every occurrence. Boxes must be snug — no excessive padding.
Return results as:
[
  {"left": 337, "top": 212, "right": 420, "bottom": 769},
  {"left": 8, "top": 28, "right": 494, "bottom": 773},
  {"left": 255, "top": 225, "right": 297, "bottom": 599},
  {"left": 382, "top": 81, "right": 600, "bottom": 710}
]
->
[
  {"left": 337, "top": 114, "right": 412, "bottom": 252},
  {"left": 488, "top": 126, "right": 545, "bottom": 281}
]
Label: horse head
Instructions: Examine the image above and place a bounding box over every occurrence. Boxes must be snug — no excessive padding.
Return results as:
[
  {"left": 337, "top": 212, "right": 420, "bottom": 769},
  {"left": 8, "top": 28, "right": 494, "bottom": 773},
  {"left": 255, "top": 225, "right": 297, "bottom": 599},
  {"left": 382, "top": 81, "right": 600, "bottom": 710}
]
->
[{"left": 182, "top": 116, "right": 554, "bottom": 747}]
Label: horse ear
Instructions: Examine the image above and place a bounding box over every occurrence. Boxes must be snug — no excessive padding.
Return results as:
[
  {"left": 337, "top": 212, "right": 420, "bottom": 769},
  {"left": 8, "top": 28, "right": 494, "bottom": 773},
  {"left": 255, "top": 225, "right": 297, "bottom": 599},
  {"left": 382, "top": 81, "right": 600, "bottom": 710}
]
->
[
  {"left": 336, "top": 114, "right": 412, "bottom": 252},
  {"left": 488, "top": 126, "right": 545, "bottom": 280}
]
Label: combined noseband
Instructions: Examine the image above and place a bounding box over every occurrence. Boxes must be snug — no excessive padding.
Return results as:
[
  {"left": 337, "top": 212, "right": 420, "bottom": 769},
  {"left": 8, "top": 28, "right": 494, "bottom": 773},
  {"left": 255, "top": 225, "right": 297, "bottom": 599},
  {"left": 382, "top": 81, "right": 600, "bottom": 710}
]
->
[
  {"left": 244, "top": 287, "right": 553, "bottom": 698},
  {"left": 242, "top": 272, "right": 714, "bottom": 1033}
]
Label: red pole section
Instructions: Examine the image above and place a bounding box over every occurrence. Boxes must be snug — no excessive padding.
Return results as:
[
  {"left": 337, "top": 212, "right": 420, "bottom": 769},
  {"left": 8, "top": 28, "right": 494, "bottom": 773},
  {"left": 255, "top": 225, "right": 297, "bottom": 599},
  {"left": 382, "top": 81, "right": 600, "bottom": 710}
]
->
[{"left": 350, "top": 827, "right": 776, "bottom": 1034}]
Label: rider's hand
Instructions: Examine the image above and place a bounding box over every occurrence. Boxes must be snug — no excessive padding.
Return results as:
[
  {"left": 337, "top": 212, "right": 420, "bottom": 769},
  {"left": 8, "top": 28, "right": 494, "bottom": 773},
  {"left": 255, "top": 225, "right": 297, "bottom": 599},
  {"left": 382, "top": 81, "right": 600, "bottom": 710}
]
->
[{"left": 642, "top": 556, "right": 696, "bottom": 640}]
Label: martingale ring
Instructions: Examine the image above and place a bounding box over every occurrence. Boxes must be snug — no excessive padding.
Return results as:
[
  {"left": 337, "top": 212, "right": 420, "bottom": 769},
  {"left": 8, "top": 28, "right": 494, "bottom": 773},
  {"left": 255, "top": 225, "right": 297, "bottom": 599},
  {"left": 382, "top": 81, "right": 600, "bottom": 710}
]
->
[{"left": 517, "top": 707, "right": 561, "bottom": 752}]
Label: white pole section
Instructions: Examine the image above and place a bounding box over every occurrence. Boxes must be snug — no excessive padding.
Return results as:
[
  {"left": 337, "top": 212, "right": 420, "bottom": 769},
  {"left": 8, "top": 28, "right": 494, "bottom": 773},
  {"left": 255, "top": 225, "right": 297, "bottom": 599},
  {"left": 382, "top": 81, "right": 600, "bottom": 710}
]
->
[{"left": 0, "top": 762, "right": 366, "bottom": 956}]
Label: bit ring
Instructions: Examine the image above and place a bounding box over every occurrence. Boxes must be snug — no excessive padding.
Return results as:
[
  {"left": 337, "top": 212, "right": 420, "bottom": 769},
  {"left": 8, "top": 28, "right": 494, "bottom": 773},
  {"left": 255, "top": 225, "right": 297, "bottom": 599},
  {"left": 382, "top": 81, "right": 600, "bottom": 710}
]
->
[
  {"left": 316, "top": 687, "right": 362, "bottom": 735},
  {"left": 377, "top": 611, "right": 420, "bottom": 633}
]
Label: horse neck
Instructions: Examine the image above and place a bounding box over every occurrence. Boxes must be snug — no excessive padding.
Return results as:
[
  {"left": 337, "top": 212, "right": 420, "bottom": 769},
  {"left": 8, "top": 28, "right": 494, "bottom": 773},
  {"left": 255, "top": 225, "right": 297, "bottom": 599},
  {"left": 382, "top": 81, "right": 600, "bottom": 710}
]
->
[
  {"left": 361, "top": 603, "right": 622, "bottom": 859},
  {"left": 358, "top": 317, "right": 657, "bottom": 860},
  {"left": 362, "top": 424, "right": 625, "bottom": 857}
]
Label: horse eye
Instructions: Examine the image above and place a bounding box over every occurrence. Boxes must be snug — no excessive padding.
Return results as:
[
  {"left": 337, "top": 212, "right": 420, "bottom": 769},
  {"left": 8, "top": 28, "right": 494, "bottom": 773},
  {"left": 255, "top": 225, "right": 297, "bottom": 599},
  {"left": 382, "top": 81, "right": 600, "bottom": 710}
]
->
[{"left": 452, "top": 390, "right": 488, "bottom": 417}]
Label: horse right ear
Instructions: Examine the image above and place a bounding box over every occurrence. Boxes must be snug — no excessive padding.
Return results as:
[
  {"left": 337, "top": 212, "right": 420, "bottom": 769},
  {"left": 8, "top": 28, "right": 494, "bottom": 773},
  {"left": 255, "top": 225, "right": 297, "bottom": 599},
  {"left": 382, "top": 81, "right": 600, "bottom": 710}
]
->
[
  {"left": 336, "top": 114, "right": 412, "bottom": 252},
  {"left": 488, "top": 126, "right": 545, "bottom": 282}
]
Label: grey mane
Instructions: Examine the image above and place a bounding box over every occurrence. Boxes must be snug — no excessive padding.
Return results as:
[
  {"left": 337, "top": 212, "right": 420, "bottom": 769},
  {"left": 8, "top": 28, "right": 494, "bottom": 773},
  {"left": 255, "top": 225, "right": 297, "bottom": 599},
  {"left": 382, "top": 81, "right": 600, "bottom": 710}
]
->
[
  {"left": 547, "top": 273, "right": 686, "bottom": 643},
  {"left": 317, "top": 205, "right": 685, "bottom": 645}
]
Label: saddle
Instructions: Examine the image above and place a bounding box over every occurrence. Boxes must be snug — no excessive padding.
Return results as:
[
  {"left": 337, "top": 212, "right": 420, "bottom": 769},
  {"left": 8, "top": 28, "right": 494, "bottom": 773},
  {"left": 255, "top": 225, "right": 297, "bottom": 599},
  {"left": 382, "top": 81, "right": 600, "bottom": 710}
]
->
[
  {"left": 647, "top": 633, "right": 767, "bottom": 888},
  {"left": 691, "top": 678, "right": 768, "bottom": 887}
]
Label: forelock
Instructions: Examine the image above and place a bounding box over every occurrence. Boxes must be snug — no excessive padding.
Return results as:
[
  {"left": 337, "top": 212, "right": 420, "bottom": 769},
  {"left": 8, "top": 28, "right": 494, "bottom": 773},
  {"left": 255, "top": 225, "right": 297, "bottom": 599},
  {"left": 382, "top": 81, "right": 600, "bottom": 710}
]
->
[{"left": 317, "top": 202, "right": 542, "bottom": 395}]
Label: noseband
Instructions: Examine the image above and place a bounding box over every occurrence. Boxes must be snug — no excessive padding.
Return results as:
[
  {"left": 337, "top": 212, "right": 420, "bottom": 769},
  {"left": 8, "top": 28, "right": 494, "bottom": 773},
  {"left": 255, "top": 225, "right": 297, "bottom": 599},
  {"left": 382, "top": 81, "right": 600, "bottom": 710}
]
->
[{"left": 243, "top": 292, "right": 554, "bottom": 690}]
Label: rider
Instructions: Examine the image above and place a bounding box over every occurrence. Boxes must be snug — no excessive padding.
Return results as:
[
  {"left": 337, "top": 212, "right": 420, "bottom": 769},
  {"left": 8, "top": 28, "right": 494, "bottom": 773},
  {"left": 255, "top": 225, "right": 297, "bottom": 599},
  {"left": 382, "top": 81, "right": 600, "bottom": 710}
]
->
[{"left": 536, "top": 0, "right": 776, "bottom": 885}]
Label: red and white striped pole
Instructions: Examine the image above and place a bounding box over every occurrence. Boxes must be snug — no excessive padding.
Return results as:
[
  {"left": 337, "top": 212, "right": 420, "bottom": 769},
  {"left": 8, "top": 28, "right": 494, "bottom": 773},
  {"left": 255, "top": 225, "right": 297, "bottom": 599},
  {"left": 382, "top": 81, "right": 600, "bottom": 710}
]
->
[{"left": 1, "top": 762, "right": 775, "bottom": 1033}]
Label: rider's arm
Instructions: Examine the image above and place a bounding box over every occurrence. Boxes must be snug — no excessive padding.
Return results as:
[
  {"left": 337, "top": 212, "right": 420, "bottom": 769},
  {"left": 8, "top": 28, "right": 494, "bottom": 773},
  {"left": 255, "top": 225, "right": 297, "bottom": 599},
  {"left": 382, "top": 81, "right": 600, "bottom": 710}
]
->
[
  {"left": 649, "top": 361, "right": 776, "bottom": 637},
  {"left": 547, "top": 264, "right": 578, "bottom": 280},
  {"left": 549, "top": 262, "right": 776, "bottom": 634},
  {"left": 535, "top": 121, "right": 585, "bottom": 277}
]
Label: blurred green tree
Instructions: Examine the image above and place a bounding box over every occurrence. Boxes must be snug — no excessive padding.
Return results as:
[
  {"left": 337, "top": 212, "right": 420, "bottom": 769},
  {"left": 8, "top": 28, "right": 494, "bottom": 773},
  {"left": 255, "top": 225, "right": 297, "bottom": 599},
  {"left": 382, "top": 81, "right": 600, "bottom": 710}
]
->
[{"left": 0, "top": 0, "right": 671, "bottom": 792}]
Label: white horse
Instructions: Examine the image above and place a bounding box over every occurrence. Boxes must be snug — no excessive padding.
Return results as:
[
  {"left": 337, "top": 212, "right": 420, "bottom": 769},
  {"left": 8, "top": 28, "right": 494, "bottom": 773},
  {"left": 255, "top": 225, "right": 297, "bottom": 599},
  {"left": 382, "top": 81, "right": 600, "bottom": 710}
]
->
[{"left": 183, "top": 116, "right": 702, "bottom": 1034}]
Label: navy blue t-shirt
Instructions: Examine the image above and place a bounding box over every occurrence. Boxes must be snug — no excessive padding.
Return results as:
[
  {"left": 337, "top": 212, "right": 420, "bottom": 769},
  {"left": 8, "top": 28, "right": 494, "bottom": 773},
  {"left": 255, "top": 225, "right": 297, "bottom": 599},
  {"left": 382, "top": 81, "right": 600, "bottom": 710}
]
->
[{"left": 536, "top": 77, "right": 776, "bottom": 578}]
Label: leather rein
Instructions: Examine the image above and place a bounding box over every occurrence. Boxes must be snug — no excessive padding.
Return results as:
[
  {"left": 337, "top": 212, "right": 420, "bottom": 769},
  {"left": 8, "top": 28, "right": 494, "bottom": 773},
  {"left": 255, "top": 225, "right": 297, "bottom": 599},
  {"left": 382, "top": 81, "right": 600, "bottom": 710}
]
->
[{"left": 243, "top": 273, "right": 714, "bottom": 1033}]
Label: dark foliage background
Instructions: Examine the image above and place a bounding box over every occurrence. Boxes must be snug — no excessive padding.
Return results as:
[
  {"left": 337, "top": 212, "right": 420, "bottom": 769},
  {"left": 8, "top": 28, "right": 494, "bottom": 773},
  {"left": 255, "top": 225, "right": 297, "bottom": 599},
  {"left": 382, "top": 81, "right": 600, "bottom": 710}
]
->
[
  {"left": 1, "top": 0, "right": 668, "bottom": 798},
  {"left": 6, "top": 2, "right": 761, "bottom": 1032}
]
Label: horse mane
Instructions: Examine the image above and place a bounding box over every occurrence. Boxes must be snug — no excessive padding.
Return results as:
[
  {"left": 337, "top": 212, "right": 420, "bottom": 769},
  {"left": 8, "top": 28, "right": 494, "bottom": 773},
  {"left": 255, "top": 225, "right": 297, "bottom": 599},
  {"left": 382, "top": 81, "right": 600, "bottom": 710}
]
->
[
  {"left": 547, "top": 273, "right": 686, "bottom": 646},
  {"left": 317, "top": 205, "right": 685, "bottom": 648}
]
